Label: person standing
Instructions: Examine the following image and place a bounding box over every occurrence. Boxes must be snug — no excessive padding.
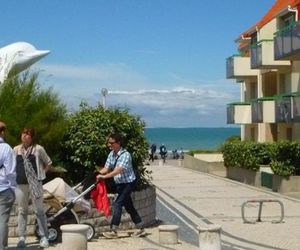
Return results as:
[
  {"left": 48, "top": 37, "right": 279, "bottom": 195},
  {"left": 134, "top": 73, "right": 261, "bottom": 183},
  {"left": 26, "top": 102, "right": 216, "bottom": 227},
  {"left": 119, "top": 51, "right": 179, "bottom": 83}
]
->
[
  {"left": 149, "top": 143, "right": 156, "bottom": 162},
  {"left": 97, "top": 133, "right": 145, "bottom": 238},
  {"left": 14, "top": 128, "right": 52, "bottom": 248},
  {"left": 0, "top": 121, "right": 16, "bottom": 249},
  {"left": 159, "top": 144, "right": 167, "bottom": 163}
]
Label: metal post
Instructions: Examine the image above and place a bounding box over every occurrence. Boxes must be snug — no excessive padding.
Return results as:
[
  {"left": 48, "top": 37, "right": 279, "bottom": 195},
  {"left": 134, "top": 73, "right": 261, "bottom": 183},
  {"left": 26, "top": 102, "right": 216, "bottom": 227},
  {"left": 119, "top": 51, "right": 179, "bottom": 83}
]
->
[{"left": 101, "top": 88, "right": 108, "bottom": 108}]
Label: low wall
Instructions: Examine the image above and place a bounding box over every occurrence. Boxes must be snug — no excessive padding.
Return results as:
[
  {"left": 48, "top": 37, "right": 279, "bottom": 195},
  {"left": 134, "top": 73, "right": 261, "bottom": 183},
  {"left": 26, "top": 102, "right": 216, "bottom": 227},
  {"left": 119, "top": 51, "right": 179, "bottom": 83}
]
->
[
  {"left": 226, "top": 167, "right": 261, "bottom": 187},
  {"left": 8, "top": 186, "right": 156, "bottom": 237},
  {"left": 272, "top": 175, "right": 300, "bottom": 193},
  {"left": 183, "top": 154, "right": 226, "bottom": 177},
  {"left": 193, "top": 153, "right": 223, "bottom": 162}
]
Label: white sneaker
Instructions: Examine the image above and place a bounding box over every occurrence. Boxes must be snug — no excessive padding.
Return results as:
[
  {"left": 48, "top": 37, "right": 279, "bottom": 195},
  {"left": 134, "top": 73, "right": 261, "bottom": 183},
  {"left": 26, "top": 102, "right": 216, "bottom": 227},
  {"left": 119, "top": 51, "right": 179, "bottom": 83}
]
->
[
  {"left": 131, "top": 229, "right": 146, "bottom": 237},
  {"left": 17, "top": 237, "right": 26, "bottom": 248},
  {"left": 103, "top": 230, "right": 118, "bottom": 239},
  {"left": 39, "top": 237, "right": 49, "bottom": 248}
]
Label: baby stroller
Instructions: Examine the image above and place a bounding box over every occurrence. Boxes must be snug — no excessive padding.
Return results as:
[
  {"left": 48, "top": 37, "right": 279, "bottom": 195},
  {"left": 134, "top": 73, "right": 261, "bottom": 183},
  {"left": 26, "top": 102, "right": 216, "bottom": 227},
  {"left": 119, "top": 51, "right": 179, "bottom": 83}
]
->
[{"left": 35, "top": 177, "right": 98, "bottom": 242}]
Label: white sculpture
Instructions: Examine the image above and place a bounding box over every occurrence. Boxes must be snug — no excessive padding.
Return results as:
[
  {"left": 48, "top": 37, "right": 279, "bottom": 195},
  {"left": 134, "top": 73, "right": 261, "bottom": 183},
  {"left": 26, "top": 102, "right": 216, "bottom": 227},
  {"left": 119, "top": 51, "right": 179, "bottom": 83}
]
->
[{"left": 0, "top": 42, "right": 50, "bottom": 84}]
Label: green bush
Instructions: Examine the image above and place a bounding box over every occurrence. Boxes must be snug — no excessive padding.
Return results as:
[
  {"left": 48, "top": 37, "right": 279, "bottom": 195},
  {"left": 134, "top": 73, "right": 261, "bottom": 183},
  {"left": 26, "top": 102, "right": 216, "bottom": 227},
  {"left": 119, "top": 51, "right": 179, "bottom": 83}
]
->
[
  {"left": 223, "top": 139, "right": 300, "bottom": 177},
  {"left": 61, "top": 102, "right": 151, "bottom": 189},
  {"left": 222, "top": 141, "right": 271, "bottom": 171},
  {"left": 270, "top": 160, "right": 295, "bottom": 178},
  {"left": 224, "top": 135, "right": 241, "bottom": 143},
  {"left": 0, "top": 72, "right": 68, "bottom": 162},
  {"left": 269, "top": 141, "right": 300, "bottom": 176},
  {"left": 187, "top": 149, "right": 220, "bottom": 156}
]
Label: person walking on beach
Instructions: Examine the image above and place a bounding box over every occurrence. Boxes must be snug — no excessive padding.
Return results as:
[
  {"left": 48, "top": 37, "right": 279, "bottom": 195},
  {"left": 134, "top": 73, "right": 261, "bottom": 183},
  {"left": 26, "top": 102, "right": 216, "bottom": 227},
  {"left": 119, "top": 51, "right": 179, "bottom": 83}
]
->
[
  {"left": 97, "top": 133, "right": 145, "bottom": 239},
  {"left": 159, "top": 144, "right": 167, "bottom": 163},
  {"left": 14, "top": 128, "right": 52, "bottom": 248},
  {"left": 149, "top": 143, "right": 156, "bottom": 162},
  {"left": 0, "top": 121, "right": 16, "bottom": 249}
]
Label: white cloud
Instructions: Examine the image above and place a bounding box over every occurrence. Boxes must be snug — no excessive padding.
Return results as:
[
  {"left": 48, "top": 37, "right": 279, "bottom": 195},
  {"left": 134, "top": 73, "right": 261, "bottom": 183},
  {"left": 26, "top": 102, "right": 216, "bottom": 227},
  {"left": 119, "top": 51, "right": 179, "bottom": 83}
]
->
[{"left": 37, "top": 63, "right": 239, "bottom": 127}]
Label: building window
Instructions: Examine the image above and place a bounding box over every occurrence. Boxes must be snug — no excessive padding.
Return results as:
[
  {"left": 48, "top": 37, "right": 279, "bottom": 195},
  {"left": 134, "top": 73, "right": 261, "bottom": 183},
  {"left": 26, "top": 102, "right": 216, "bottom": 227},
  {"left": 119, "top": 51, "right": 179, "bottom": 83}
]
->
[{"left": 278, "top": 13, "right": 295, "bottom": 29}]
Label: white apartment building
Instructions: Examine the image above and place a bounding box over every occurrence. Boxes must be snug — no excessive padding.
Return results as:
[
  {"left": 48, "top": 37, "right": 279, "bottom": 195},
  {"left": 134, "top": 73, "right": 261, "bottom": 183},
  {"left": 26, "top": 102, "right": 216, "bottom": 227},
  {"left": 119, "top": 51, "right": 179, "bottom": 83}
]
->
[{"left": 227, "top": 0, "right": 300, "bottom": 142}]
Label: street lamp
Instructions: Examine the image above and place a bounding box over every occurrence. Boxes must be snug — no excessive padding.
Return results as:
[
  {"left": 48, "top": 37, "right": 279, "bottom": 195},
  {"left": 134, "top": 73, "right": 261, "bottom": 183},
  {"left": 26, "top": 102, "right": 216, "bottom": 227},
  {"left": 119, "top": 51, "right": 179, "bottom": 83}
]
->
[{"left": 101, "top": 88, "right": 108, "bottom": 108}]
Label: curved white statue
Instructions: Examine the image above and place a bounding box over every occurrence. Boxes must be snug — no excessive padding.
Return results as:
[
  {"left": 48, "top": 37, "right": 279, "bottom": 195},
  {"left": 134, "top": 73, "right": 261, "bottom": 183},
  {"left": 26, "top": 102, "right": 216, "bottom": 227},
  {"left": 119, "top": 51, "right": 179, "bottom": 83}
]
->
[{"left": 0, "top": 42, "right": 50, "bottom": 84}]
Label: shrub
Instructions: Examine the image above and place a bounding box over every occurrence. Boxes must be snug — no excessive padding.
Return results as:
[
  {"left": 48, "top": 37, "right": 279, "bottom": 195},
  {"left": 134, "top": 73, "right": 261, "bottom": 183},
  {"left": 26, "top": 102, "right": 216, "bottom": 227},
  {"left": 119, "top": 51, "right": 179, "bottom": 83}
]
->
[
  {"left": 223, "top": 139, "right": 300, "bottom": 177},
  {"left": 270, "top": 160, "right": 295, "bottom": 178},
  {"left": 222, "top": 141, "right": 271, "bottom": 171},
  {"left": 61, "top": 102, "right": 151, "bottom": 189},
  {"left": 0, "top": 72, "right": 68, "bottom": 161}
]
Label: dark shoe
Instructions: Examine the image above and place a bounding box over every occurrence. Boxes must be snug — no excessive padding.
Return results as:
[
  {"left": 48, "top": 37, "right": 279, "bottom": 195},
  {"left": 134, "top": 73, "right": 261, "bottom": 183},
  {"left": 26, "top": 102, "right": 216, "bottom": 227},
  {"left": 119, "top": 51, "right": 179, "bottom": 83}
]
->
[
  {"left": 131, "top": 229, "right": 146, "bottom": 237},
  {"left": 103, "top": 230, "right": 118, "bottom": 239},
  {"left": 17, "top": 237, "right": 26, "bottom": 249}
]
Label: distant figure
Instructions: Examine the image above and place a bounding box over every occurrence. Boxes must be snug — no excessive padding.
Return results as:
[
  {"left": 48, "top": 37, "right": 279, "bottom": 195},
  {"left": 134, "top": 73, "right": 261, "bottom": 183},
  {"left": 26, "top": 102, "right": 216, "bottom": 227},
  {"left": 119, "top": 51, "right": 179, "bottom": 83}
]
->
[
  {"left": 172, "top": 149, "right": 179, "bottom": 159},
  {"left": 149, "top": 144, "right": 156, "bottom": 162},
  {"left": 159, "top": 144, "right": 167, "bottom": 163},
  {"left": 0, "top": 42, "right": 50, "bottom": 84},
  {"left": 178, "top": 148, "right": 184, "bottom": 159}
]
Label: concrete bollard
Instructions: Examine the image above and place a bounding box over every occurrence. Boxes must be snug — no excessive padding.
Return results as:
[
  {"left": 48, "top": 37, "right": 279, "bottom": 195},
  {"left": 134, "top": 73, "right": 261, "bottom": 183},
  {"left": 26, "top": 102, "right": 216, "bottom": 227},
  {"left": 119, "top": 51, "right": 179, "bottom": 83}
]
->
[
  {"left": 197, "top": 224, "right": 222, "bottom": 250},
  {"left": 60, "top": 224, "right": 89, "bottom": 250},
  {"left": 158, "top": 225, "right": 179, "bottom": 244}
]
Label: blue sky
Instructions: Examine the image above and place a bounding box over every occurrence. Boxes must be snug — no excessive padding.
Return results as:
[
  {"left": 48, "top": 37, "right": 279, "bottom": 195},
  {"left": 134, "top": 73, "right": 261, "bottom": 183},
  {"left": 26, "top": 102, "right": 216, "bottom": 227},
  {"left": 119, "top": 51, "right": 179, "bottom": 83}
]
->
[{"left": 1, "top": 0, "right": 275, "bottom": 127}]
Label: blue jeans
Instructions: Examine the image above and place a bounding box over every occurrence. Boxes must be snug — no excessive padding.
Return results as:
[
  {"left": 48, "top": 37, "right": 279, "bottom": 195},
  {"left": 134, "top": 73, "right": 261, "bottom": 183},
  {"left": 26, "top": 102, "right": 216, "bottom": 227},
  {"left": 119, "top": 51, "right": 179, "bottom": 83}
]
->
[
  {"left": 0, "top": 188, "right": 15, "bottom": 249},
  {"left": 111, "top": 181, "right": 143, "bottom": 229}
]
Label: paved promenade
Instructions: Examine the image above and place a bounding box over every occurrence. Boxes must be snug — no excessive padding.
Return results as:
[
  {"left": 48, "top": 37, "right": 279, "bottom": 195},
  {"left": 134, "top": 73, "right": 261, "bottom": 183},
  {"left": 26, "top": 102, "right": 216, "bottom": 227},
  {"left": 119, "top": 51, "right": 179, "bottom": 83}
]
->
[
  {"left": 151, "top": 160, "right": 300, "bottom": 250},
  {"left": 7, "top": 159, "right": 300, "bottom": 249}
]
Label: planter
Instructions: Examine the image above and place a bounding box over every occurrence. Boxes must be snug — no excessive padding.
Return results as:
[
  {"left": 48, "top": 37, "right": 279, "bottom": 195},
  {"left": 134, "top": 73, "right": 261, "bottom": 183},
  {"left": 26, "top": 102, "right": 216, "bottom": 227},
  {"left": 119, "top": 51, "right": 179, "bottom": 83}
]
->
[
  {"left": 272, "top": 175, "right": 300, "bottom": 193},
  {"left": 261, "top": 172, "right": 273, "bottom": 189},
  {"left": 183, "top": 154, "right": 226, "bottom": 177},
  {"left": 226, "top": 167, "right": 261, "bottom": 187},
  {"left": 8, "top": 186, "right": 156, "bottom": 237}
]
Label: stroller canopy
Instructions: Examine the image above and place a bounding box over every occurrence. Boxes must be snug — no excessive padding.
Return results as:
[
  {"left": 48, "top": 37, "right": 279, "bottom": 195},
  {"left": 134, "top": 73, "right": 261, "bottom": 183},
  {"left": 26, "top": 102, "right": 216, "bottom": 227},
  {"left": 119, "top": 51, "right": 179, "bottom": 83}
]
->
[{"left": 43, "top": 177, "right": 91, "bottom": 213}]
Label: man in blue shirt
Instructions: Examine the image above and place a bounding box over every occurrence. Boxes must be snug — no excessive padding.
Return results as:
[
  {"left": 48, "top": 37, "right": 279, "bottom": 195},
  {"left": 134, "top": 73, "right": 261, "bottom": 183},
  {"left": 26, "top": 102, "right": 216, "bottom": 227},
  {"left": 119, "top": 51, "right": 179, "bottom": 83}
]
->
[
  {"left": 0, "top": 121, "right": 16, "bottom": 249},
  {"left": 97, "top": 133, "right": 144, "bottom": 238}
]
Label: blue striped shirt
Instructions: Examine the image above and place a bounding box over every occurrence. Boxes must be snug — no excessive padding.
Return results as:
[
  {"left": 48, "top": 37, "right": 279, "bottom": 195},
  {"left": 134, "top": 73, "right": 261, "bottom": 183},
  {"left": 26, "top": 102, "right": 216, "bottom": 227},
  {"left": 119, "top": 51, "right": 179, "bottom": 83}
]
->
[
  {"left": 105, "top": 148, "right": 136, "bottom": 184},
  {"left": 0, "top": 138, "right": 16, "bottom": 191}
]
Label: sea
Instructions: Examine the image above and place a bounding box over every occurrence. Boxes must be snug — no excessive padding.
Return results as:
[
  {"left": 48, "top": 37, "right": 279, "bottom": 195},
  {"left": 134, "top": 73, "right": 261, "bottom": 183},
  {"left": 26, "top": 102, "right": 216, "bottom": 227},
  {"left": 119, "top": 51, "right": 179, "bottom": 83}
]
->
[{"left": 145, "top": 127, "right": 240, "bottom": 151}]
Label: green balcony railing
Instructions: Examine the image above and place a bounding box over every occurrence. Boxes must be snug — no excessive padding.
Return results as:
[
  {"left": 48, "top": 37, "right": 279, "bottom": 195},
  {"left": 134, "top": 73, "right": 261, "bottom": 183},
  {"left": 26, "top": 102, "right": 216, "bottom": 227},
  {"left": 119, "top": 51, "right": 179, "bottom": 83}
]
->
[
  {"left": 274, "top": 21, "right": 300, "bottom": 60},
  {"left": 250, "top": 40, "right": 273, "bottom": 68}
]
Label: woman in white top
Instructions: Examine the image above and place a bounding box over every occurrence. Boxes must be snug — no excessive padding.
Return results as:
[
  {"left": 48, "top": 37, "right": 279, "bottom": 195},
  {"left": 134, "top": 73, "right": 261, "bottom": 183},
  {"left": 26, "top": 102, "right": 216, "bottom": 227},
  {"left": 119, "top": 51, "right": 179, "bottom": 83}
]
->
[{"left": 14, "top": 128, "right": 52, "bottom": 248}]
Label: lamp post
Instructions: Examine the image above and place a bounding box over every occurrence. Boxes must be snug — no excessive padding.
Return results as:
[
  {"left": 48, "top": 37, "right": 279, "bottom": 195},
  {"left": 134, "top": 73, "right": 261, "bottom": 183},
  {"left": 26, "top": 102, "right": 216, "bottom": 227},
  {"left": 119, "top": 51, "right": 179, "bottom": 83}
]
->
[{"left": 101, "top": 88, "right": 108, "bottom": 108}]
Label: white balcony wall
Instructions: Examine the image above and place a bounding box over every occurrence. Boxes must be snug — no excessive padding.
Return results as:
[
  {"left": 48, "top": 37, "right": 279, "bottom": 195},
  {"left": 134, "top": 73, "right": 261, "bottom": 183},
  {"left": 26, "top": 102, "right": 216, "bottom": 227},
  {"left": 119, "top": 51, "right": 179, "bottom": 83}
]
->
[
  {"left": 263, "top": 100, "right": 276, "bottom": 123},
  {"left": 261, "top": 41, "right": 291, "bottom": 67},
  {"left": 233, "top": 57, "right": 259, "bottom": 77},
  {"left": 234, "top": 105, "right": 252, "bottom": 124}
]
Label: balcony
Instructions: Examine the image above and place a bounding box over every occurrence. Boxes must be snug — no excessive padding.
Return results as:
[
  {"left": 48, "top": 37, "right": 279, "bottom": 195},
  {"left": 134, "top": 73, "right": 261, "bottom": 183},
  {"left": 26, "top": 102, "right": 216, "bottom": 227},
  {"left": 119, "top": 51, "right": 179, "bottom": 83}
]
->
[
  {"left": 251, "top": 40, "right": 290, "bottom": 69},
  {"left": 252, "top": 94, "right": 294, "bottom": 123},
  {"left": 227, "top": 102, "right": 252, "bottom": 124},
  {"left": 274, "top": 21, "right": 300, "bottom": 60},
  {"left": 251, "top": 95, "right": 291, "bottom": 123},
  {"left": 275, "top": 94, "right": 292, "bottom": 123},
  {"left": 292, "top": 92, "right": 300, "bottom": 122},
  {"left": 251, "top": 99, "right": 263, "bottom": 123},
  {"left": 226, "top": 55, "right": 259, "bottom": 79}
]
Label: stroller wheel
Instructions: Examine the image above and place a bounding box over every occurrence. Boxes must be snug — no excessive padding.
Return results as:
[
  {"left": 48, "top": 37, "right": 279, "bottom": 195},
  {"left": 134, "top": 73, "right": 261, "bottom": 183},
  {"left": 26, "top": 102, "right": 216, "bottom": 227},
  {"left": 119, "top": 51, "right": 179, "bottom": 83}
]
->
[
  {"left": 35, "top": 224, "right": 60, "bottom": 243},
  {"left": 83, "top": 222, "right": 95, "bottom": 241},
  {"left": 48, "top": 227, "right": 60, "bottom": 243}
]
